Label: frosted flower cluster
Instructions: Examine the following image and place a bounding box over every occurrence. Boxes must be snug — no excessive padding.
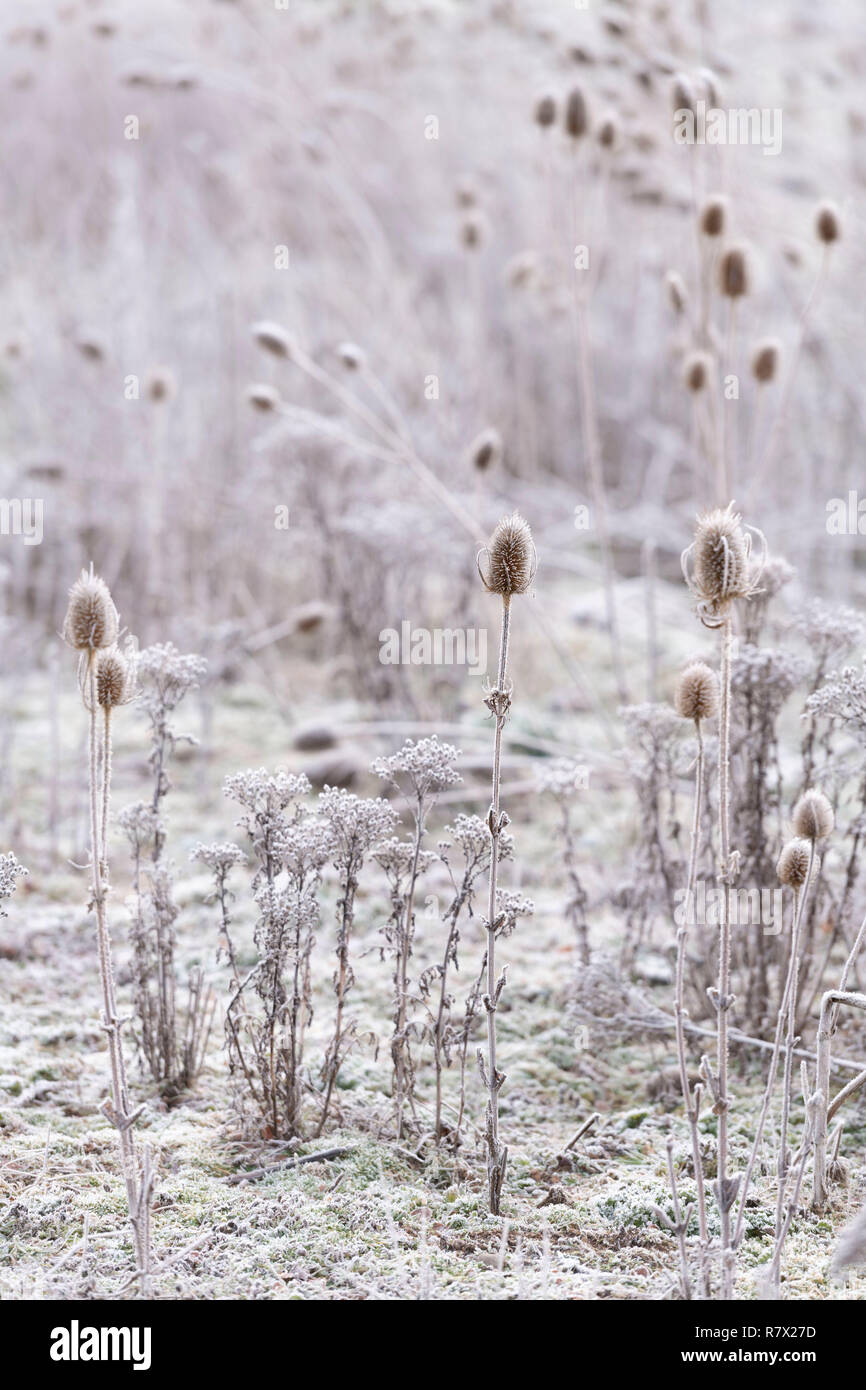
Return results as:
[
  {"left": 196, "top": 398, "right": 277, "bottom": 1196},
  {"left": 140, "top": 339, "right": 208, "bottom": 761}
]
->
[
  {"left": 318, "top": 786, "right": 398, "bottom": 868},
  {"left": 0, "top": 852, "right": 27, "bottom": 916},
  {"left": 371, "top": 736, "right": 462, "bottom": 803},
  {"left": 136, "top": 643, "right": 208, "bottom": 716}
]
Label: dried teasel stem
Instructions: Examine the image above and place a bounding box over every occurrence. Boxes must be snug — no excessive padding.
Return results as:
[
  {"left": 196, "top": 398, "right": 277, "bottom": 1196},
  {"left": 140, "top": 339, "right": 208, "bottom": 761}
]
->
[
  {"left": 733, "top": 836, "right": 817, "bottom": 1256},
  {"left": 672, "top": 661, "right": 718, "bottom": 1296},
  {"left": 477, "top": 516, "right": 535, "bottom": 1214},
  {"left": 813, "top": 988, "right": 866, "bottom": 1210},
  {"left": 64, "top": 571, "right": 150, "bottom": 1292}
]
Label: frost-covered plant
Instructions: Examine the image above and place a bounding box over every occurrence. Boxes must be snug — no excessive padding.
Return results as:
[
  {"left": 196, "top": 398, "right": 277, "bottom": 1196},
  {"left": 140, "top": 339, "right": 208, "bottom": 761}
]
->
[
  {"left": 372, "top": 736, "right": 461, "bottom": 1136},
  {"left": 316, "top": 786, "right": 398, "bottom": 1133},
  {"left": 420, "top": 813, "right": 512, "bottom": 1147},
  {"left": 62, "top": 568, "right": 152, "bottom": 1293},
  {"left": 0, "top": 852, "right": 27, "bottom": 916},
  {"left": 537, "top": 758, "right": 590, "bottom": 966},
  {"left": 123, "top": 642, "right": 210, "bottom": 1092},
  {"left": 476, "top": 512, "right": 536, "bottom": 1214},
  {"left": 618, "top": 702, "right": 685, "bottom": 967},
  {"left": 222, "top": 770, "right": 322, "bottom": 1137},
  {"left": 682, "top": 504, "right": 766, "bottom": 1300}
]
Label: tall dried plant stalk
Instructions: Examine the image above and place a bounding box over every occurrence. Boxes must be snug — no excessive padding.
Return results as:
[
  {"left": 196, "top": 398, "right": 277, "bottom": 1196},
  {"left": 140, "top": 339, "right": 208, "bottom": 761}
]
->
[
  {"left": 477, "top": 514, "right": 535, "bottom": 1214},
  {"left": 64, "top": 569, "right": 152, "bottom": 1292}
]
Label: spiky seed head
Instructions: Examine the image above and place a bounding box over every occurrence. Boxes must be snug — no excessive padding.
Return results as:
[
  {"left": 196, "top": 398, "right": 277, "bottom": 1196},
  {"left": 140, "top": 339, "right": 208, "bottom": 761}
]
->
[
  {"left": 597, "top": 115, "right": 618, "bottom": 149},
  {"left": 460, "top": 211, "right": 488, "bottom": 250},
  {"left": 336, "top": 341, "right": 365, "bottom": 370},
  {"left": 777, "top": 838, "right": 814, "bottom": 889},
  {"left": 815, "top": 200, "right": 841, "bottom": 244},
  {"left": 751, "top": 339, "right": 780, "bottom": 383},
  {"left": 480, "top": 513, "right": 535, "bottom": 597},
  {"left": 682, "top": 351, "right": 711, "bottom": 392},
  {"left": 691, "top": 504, "right": 750, "bottom": 609},
  {"left": 792, "top": 788, "right": 835, "bottom": 841},
  {"left": 671, "top": 73, "right": 696, "bottom": 116},
  {"left": 63, "top": 569, "right": 119, "bottom": 653},
  {"left": 700, "top": 195, "right": 726, "bottom": 237},
  {"left": 146, "top": 367, "right": 176, "bottom": 402},
  {"left": 719, "top": 245, "right": 750, "bottom": 298},
  {"left": 564, "top": 87, "right": 589, "bottom": 139},
  {"left": 247, "top": 383, "right": 280, "bottom": 412},
  {"left": 665, "top": 270, "right": 688, "bottom": 315},
  {"left": 674, "top": 661, "right": 719, "bottom": 722},
  {"left": 96, "top": 646, "right": 135, "bottom": 709},
  {"left": 251, "top": 320, "right": 294, "bottom": 358},
  {"left": 468, "top": 426, "right": 502, "bottom": 472},
  {"left": 534, "top": 95, "right": 556, "bottom": 128}
]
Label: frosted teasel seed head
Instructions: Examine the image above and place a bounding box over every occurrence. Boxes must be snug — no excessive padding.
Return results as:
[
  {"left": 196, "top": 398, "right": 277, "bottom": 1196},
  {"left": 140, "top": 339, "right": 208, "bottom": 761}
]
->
[
  {"left": 792, "top": 788, "right": 835, "bottom": 841},
  {"left": 460, "top": 211, "right": 488, "bottom": 250},
  {"left": 719, "top": 245, "right": 750, "bottom": 299},
  {"left": 751, "top": 339, "right": 780, "bottom": 384},
  {"left": 777, "top": 838, "right": 814, "bottom": 889},
  {"left": 671, "top": 72, "right": 696, "bottom": 117},
  {"left": 665, "top": 270, "right": 688, "bottom": 316},
  {"left": 336, "top": 341, "right": 365, "bottom": 371},
  {"left": 564, "top": 87, "right": 589, "bottom": 139},
  {"left": 63, "top": 566, "right": 119, "bottom": 654},
  {"left": 682, "top": 351, "right": 712, "bottom": 393},
  {"left": 681, "top": 503, "right": 767, "bottom": 627},
  {"left": 247, "top": 383, "right": 281, "bottom": 412},
  {"left": 534, "top": 94, "right": 557, "bottom": 128},
  {"left": 467, "top": 426, "right": 502, "bottom": 473},
  {"left": 478, "top": 512, "right": 536, "bottom": 598},
  {"left": 815, "top": 200, "right": 841, "bottom": 245},
  {"left": 251, "top": 320, "right": 295, "bottom": 358},
  {"left": 95, "top": 638, "right": 137, "bottom": 710},
  {"left": 699, "top": 194, "right": 726, "bottom": 238},
  {"left": 674, "top": 661, "right": 719, "bottom": 723},
  {"left": 597, "top": 114, "right": 619, "bottom": 150}
]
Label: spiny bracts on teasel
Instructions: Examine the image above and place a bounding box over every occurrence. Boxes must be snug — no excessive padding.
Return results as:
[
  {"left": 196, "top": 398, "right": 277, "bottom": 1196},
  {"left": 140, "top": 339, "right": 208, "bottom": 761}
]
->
[
  {"left": 674, "top": 661, "right": 719, "bottom": 723},
  {"left": 479, "top": 513, "right": 535, "bottom": 597},
  {"left": 792, "top": 789, "right": 835, "bottom": 841},
  {"left": 62, "top": 567, "right": 119, "bottom": 654},
  {"left": 682, "top": 503, "right": 765, "bottom": 626},
  {"left": 96, "top": 643, "right": 136, "bottom": 710},
  {"left": 777, "top": 838, "right": 814, "bottom": 889}
]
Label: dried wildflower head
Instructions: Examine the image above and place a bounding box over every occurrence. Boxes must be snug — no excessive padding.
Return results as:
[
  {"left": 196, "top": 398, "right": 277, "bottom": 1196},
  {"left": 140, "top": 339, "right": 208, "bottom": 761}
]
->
[
  {"left": 682, "top": 351, "right": 712, "bottom": 392},
  {"left": 117, "top": 801, "right": 160, "bottom": 855},
  {"left": 96, "top": 639, "right": 136, "bottom": 710},
  {"left": 189, "top": 840, "right": 246, "bottom": 891},
  {"left": 478, "top": 512, "right": 536, "bottom": 598},
  {"left": 719, "top": 245, "right": 750, "bottom": 298},
  {"left": 247, "top": 383, "right": 280, "bottom": 412},
  {"left": 536, "top": 757, "right": 588, "bottom": 799},
  {"left": 792, "top": 788, "right": 834, "bottom": 841},
  {"left": 372, "top": 736, "right": 462, "bottom": 806},
  {"left": 251, "top": 320, "right": 295, "bottom": 358},
  {"left": 467, "top": 426, "right": 502, "bottom": 472},
  {"left": 137, "top": 644, "right": 207, "bottom": 717},
  {"left": 674, "top": 661, "right": 719, "bottom": 723},
  {"left": 0, "top": 852, "right": 27, "bottom": 916},
  {"left": 751, "top": 339, "right": 780, "bottom": 384},
  {"left": 564, "top": 87, "right": 588, "bottom": 138},
  {"left": 777, "top": 838, "right": 814, "bottom": 889},
  {"left": 439, "top": 812, "right": 513, "bottom": 875},
  {"left": 700, "top": 195, "right": 726, "bottom": 237},
  {"left": 665, "top": 270, "right": 688, "bottom": 316},
  {"left": 815, "top": 200, "right": 841, "bottom": 244},
  {"left": 681, "top": 503, "right": 766, "bottom": 626},
  {"left": 318, "top": 786, "right": 398, "bottom": 870},
  {"left": 63, "top": 566, "right": 119, "bottom": 655},
  {"left": 494, "top": 888, "right": 535, "bottom": 939},
  {"left": 534, "top": 94, "right": 556, "bottom": 128}
]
